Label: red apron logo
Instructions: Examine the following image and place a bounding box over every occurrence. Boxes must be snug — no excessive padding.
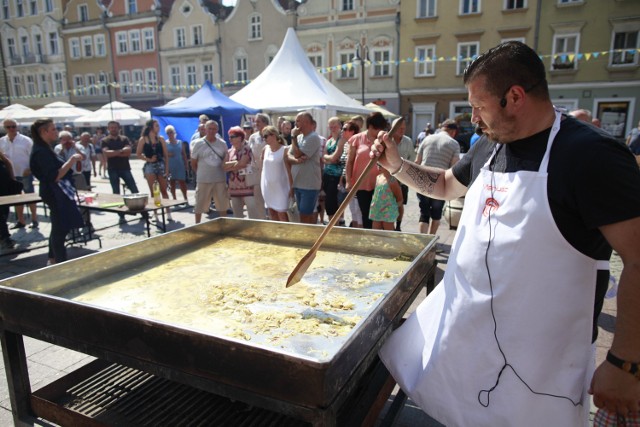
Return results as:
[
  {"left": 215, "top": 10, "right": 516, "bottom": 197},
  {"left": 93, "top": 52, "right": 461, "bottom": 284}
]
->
[{"left": 483, "top": 197, "right": 500, "bottom": 217}]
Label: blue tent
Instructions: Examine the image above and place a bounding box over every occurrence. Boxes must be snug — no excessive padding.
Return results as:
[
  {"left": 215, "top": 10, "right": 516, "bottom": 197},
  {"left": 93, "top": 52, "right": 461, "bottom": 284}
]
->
[{"left": 151, "top": 81, "right": 259, "bottom": 145}]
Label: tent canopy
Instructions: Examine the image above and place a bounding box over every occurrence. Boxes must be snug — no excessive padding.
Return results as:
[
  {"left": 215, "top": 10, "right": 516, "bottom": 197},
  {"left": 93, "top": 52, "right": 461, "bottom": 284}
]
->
[
  {"left": 365, "top": 102, "right": 399, "bottom": 119},
  {"left": 151, "top": 81, "right": 259, "bottom": 143},
  {"left": 231, "top": 28, "right": 370, "bottom": 116},
  {"left": 0, "top": 104, "right": 34, "bottom": 122},
  {"left": 15, "top": 102, "right": 92, "bottom": 125},
  {"left": 73, "top": 101, "right": 149, "bottom": 127}
]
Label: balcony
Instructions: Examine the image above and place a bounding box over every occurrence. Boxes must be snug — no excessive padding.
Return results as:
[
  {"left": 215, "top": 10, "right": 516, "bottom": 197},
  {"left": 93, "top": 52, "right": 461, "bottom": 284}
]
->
[{"left": 9, "top": 54, "right": 45, "bottom": 66}]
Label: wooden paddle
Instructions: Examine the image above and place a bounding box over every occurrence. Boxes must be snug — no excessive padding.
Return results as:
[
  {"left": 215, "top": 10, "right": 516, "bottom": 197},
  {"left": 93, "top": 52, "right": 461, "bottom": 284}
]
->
[{"left": 286, "top": 117, "right": 405, "bottom": 287}]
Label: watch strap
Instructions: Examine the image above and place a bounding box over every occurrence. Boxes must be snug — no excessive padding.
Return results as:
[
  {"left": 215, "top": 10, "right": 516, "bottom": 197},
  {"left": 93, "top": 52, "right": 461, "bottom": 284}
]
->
[{"left": 606, "top": 351, "right": 640, "bottom": 380}]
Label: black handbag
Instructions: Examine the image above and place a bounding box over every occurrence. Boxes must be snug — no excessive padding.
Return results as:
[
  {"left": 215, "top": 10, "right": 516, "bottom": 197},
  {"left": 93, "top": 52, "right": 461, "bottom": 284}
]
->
[{"left": 7, "top": 179, "right": 23, "bottom": 195}]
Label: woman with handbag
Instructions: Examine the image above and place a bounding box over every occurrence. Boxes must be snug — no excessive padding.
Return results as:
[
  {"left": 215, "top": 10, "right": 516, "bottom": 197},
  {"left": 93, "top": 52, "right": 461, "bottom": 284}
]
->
[{"left": 29, "top": 118, "right": 84, "bottom": 265}]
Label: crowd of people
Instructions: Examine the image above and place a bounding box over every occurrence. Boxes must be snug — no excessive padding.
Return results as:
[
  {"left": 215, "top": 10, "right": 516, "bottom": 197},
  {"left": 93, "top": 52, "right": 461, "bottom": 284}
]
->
[{"left": 3, "top": 103, "right": 640, "bottom": 257}]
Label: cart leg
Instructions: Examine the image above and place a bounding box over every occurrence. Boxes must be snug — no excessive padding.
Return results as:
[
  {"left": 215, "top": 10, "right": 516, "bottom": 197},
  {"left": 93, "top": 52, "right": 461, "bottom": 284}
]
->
[{"left": 0, "top": 328, "right": 33, "bottom": 424}]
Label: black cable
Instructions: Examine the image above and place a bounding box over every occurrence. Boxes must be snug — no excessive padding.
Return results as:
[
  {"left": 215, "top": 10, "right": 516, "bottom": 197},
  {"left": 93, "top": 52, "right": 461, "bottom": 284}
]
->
[{"left": 477, "top": 145, "right": 582, "bottom": 409}]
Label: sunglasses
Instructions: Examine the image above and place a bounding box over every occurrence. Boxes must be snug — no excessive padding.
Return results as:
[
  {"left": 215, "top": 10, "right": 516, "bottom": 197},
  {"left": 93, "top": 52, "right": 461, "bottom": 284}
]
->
[
  {"left": 230, "top": 135, "right": 242, "bottom": 139},
  {"left": 5, "top": 125, "right": 16, "bottom": 129},
  {"left": 262, "top": 133, "right": 274, "bottom": 138}
]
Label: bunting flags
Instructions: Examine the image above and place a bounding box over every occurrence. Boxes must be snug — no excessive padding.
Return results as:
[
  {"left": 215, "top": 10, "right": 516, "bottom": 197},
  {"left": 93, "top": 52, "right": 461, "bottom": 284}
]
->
[{"left": 2, "top": 47, "right": 638, "bottom": 103}]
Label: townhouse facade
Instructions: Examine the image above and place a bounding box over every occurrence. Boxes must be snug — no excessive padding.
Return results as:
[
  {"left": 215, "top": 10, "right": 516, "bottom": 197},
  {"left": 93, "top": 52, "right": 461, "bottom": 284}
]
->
[
  {"left": 217, "top": 0, "right": 297, "bottom": 97},
  {"left": 295, "top": 0, "right": 401, "bottom": 113},
  {"left": 0, "top": 0, "right": 68, "bottom": 107},
  {"left": 398, "top": 0, "right": 640, "bottom": 139},
  {"left": 1, "top": 0, "right": 639, "bottom": 140},
  {"left": 157, "top": 0, "right": 221, "bottom": 100},
  {"left": 62, "top": 0, "right": 113, "bottom": 109}
]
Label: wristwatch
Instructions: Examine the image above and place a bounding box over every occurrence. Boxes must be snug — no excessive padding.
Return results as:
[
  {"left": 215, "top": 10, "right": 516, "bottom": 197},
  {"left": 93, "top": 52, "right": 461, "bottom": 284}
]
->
[{"left": 606, "top": 351, "right": 640, "bottom": 380}]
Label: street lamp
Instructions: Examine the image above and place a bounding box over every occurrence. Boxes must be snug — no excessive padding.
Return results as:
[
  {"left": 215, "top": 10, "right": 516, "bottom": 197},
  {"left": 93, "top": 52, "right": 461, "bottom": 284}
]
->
[{"left": 354, "top": 42, "right": 369, "bottom": 105}]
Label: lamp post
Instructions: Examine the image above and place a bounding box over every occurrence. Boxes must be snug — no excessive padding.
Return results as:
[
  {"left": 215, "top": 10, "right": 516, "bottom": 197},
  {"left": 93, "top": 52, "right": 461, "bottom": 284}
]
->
[{"left": 354, "top": 41, "right": 369, "bottom": 105}]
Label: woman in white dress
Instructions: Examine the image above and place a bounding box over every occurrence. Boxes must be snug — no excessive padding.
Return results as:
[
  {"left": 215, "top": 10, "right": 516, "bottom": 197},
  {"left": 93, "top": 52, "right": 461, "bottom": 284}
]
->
[{"left": 260, "top": 126, "right": 292, "bottom": 221}]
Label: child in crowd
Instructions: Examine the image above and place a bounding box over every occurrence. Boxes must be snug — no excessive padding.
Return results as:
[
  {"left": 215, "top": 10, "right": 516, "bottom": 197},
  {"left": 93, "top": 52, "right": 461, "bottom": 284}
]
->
[{"left": 369, "top": 166, "right": 403, "bottom": 231}]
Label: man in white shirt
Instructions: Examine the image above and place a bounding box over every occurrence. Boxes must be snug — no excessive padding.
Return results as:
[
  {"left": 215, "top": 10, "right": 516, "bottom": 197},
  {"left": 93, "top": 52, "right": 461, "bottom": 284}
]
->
[
  {"left": 247, "top": 113, "right": 270, "bottom": 219},
  {"left": 0, "top": 118, "right": 38, "bottom": 229}
]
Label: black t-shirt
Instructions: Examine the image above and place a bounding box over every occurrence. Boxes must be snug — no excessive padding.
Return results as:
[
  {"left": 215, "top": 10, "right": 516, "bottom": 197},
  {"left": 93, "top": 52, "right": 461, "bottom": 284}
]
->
[
  {"left": 452, "top": 115, "right": 640, "bottom": 341},
  {"left": 101, "top": 135, "right": 131, "bottom": 170}
]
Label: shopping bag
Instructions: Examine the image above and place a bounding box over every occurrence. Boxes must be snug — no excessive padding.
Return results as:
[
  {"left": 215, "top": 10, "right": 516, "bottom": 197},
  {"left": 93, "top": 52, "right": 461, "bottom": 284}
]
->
[{"left": 287, "top": 197, "right": 300, "bottom": 223}]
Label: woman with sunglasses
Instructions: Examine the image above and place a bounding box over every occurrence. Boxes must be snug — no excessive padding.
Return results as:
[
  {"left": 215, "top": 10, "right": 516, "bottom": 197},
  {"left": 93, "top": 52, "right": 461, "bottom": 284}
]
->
[
  {"left": 225, "top": 126, "right": 261, "bottom": 219},
  {"left": 260, "top": 125, "right": 292, "bottom": 221},
  {"left": 164, "top": 125, "right": 188, "bottom": 203}
]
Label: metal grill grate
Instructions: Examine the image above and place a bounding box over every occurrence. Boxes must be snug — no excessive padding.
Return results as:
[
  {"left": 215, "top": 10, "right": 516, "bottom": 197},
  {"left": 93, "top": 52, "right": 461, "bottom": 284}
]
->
[{"left": 45, "top": 363, "right": 309, "bottom": 427}]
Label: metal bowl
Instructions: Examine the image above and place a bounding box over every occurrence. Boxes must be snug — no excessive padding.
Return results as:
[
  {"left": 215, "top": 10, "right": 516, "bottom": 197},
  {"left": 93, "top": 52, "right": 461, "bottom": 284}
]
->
[{"left": 123, "top": 193, "right": 149, "bottom": 211}]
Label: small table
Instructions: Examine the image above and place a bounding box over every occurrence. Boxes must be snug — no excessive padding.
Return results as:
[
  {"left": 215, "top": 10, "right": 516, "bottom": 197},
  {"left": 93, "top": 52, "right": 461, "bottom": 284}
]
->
[
  {"left": 0, "top": 193, "right": 42, "bottom": 208},
  {"left": 77, "top": 192, "right": 186, "bottom": 237}
]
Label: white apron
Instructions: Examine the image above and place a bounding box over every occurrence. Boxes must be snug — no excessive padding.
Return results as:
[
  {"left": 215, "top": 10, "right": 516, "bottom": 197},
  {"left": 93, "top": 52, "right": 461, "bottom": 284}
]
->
[{"left": 380, "top": 111, "right": 605, "bottom": 426}]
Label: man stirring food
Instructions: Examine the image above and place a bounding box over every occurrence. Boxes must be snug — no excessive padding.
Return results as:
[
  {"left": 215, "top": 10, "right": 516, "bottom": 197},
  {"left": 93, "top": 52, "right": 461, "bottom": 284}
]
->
[{"left": 372, "top": 41, "right": 640, "bottom": 426}]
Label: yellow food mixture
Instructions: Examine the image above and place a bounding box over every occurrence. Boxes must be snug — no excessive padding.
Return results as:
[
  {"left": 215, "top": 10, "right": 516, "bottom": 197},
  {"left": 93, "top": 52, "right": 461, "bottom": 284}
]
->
[{"left": 60, "top": 237, "right": 411, "bottom": 360}]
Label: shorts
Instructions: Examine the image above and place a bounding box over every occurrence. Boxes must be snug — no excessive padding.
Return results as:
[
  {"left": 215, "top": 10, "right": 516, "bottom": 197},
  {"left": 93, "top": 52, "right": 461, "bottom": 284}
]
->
[
  {"left": 16, "top": 175, "right": 34, "bottom": 193},
  {"left": 195, "top": 181, "right": 229, "bottom": 214},
  {"left": 417, "top": 193, "right": 445, "bottom": 222},
  {"left": 294, "top": 188, "right": 320, "bottom": 215},
  {"left": 143, "top": 161, "right": 165, "bottom": 176}
]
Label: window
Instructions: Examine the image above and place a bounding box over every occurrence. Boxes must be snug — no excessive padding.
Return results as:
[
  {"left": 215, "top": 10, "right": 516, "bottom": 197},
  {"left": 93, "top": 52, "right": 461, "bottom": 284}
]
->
[
  {"left": 235, "top": 56, "right": 248, "bottom": 81},
  {"left": 416, "top": 45, "right": 436, "bottom": 76},
  {"left": 126, "top": 0, "right": 136, "bottom": 14},
  {"left": 132, "top": 69, "right": 144, "bottom": 93},
  {"left": 2, "top": 0, "right": 9, "bottom": 19},
  {"left": 29, "top": 0, "right": 36, "bottom": 15},
  {"left": 192, "top": 25, "right": 203, "bottom": 46},
  {"left": 249, "top": 14, "right": 261, "bottom": 40},
  {"left": 119, "top": 71, "right": 130, "bottom": 94},
  {"left": 116, "top": 31, "right": 128, "bottom": 54},
  {"left": 129, "top": 30, "right": 141, "bottom": 53},
  {"left": 175, "top": 28, "right": 185, "bottom": 48},
  {"left": 94, "top": 34, "right": 106, "bottom": 57},
  {"left": 460, "top": 0, "right": 479, "bottom": 14},
  {"left": 44, "top": 0, "right": 52, "bottom": 12},
  {"left": 170, "top": 65, "right": 181, "bottom": 88},
  {"left": 86, "top": 74, "right": 97, "bottom": 95},
  {"left": 146, "top": 68, "right": 157, "bottom": 92},
  {"left": 339, "top": 52, "right": 355, "bottom": 79},
  {"left": 203, "top": 63, "right": 214, "bottom": 83},
  {"left": 73, "top": 75, "right": 85, "bottom": 96},
  {"left": 53, "top": 72, "right": 63, "bottom": 92},
  {"left": 12, "top": 76, "right": 22, "bottom": 97},
  {"left": 342, "top": 0, "right": 353, "bottom": 11},
  {"left": 98, "top": 72, "right": 108, "bottom": 95},
  {"left": 53, "top": 72, "right": 64, "bottom": 93},
  {"left": 38, "top": 74, "right": 49, "bottom": 94},
  {"left": 26, "top": 75, "right": 36, "bottom": 95},
  {"left": 69, "top": 38, "right": 81, "bottom": 59},
  {"left": 7, "top": 38, "right": 17, "bottom": 58},
  {"left": 418, "top": 0, "right": 436, "bottom": 18},
  {"left": 552, "top": 33, "right": 579, "bottom": 70},
  {"left": 186, "top": 64, "right": 197, "bottom": 86},
  {"left": 558, "top": 0, "right": 581, "bottom": 3},
  {"left": 308, "top": 54, "right": 323, "bottom": 68},
  {"left": 611, "top": 30, "right": 639, "bottom": 66},
  {"left": 142, "top": 28, "right": 154, "bottom": 51},
  {"left": 82, "top": 35, "right": 92, "bottom": 57},
  {"left": 48, "top": 32, "right": 59, "bottom": 55},
  {"left": 34, "top": 34, "right": 43, "bottom": 56},
  {"left": 372, "top": 49, "right": 391, "bottom": 77},
  {"left": 457, "top": 42, "right": 479, "bottom": 75},
  {"left": 78, "top": 4, "right": 88, "bottom": 21},
  {"left": 505, "top": 0, "right": 525, "bottom": 9},
  {"left": 20, "top": 35, "right": 29, "bottom": 57},
  {"left": 16, "top": 0, "right": 23, "bottom": 17}
]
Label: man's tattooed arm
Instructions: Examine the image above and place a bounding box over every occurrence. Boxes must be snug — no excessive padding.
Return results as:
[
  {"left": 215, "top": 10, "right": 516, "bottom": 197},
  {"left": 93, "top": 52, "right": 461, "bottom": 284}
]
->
[{"left": 405, "top": 162, "right": 441, "bottom": 195}]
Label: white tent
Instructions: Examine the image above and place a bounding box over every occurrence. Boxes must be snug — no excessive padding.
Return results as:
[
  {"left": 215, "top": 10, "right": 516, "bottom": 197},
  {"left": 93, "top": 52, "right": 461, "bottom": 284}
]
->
[
  {"left": 231, "top": 28, "right": 370, "bottom": 118},
  {"left": 0, "top": 104, "right": 34, "bottom": 122},
  {"left": 365, "top": 102, "right": 399, "bottom": 119},
  {"left": 73, "top": 101, "right": 150, "bottom": 127},
  {"left": 14, "top": 101, "right": 92, "bottom": 125}
]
